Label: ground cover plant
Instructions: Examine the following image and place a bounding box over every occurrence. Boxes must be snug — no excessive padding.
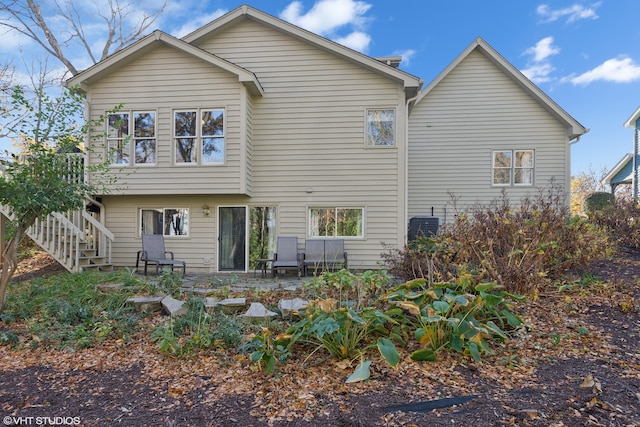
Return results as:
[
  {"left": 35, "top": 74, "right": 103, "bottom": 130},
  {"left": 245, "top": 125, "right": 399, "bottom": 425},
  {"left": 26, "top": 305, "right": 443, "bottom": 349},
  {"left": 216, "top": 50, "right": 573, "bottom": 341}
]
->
[{"left": 0, "top": 270, "right": 145, "bottom": 349}]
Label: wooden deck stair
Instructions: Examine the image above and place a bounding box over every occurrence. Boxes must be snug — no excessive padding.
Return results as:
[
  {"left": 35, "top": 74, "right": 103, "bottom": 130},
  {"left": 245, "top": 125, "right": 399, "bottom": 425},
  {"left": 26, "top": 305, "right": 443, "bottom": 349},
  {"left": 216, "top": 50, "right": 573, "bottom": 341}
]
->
[
  {"left": 0, "top": 153, "right": 115, "bottom": 273},
  {"left": 0, "top": 201, "right": 115, "bottom": 273}
]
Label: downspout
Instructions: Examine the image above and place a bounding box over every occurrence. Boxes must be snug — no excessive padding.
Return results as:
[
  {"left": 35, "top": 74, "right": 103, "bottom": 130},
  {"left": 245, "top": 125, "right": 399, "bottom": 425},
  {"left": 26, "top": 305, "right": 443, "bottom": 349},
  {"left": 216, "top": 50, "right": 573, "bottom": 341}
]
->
[{"left": 404, "top": 91, "right": 420, "bottom": 245}]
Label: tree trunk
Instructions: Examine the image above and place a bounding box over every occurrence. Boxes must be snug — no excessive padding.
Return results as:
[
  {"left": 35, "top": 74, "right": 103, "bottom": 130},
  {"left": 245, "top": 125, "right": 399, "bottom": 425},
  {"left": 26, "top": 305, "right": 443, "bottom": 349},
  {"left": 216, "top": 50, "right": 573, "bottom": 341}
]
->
[{"left": 0, "top": 225, "right": 24, "bottom": 313}]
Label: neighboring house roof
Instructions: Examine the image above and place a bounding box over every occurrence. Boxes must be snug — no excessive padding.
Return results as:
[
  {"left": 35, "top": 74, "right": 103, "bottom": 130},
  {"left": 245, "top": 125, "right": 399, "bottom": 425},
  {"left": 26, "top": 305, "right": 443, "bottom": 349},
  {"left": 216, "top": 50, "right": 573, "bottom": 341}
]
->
[
  {"left": 181, "top": 4, "right": 423, "bottom": 97},
  {"left": 603, "top": 153, "right": 634, "bottom": 185},
  {"left": 413, "top": 37, "right": 588, "bottom": 140},
  {"left": 66, "top": 30, "right": 265, "bottom": 96},
  {"left": 624, "top": 106, "right": 640, "bottom": 128}
]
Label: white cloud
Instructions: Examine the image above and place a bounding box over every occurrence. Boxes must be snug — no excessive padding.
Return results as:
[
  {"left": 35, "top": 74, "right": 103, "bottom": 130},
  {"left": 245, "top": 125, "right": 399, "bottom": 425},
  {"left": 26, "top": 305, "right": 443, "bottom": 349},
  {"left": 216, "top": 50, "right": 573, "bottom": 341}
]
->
[
  {"left": 0, "top": 28, "right": 32, "bottom": 53},
  {"left": 170, "top": 10, "right": 227, "bottom": 38},
  {"left": 521, "top": 37, "right": 559, "bottom": 83},
  {"left": 521, "top": 63, "right": 555, "bottom": 83},
  {"left": 524, "top": 36, "right": 560, "bottom": 62},
  {"left": 333, "top": 31, "right": 371, "bottom": 52},
  {"left": 392, "top": 49, "right": 416, "bottom": 66},
  {"left": 280, "top": 0, "right": 373, "bottom": 52},
  {"left": 536, "top": 2, "right": 601, "bottom": 23},
  {"left": 567, "top": 57, "right": 640, "bottom": 85}
]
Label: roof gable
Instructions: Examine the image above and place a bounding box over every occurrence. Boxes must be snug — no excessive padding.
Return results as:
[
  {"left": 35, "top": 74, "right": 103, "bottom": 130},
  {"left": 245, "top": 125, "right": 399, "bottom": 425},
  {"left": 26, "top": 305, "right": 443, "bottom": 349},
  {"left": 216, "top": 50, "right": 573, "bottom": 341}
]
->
[
  {"left": 603, "top": 153, "right": 634, "bottom": 185},
  {"left": 624, "top": 106, "right": 640, "bottom": 128},
  {"left": 66, "top": 30, "right": 264, "bottom": 96},
  {"left": 182, "top": 5, "right": 422, "bottom": 95},
  {"left": 413, "top": 37, "right": 588, "bottom": 140}
]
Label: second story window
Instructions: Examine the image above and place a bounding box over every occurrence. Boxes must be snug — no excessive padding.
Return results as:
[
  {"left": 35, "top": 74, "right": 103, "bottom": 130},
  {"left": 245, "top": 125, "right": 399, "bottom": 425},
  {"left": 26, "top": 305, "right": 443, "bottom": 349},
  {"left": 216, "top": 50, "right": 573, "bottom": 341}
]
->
[
  {"left": 174, "top": 109, "right": 225, "bottom": 165},
  {"left": 366, "top": 109, "right": 396, "bottom": 147},
  {"left": 107, "top": 111, "right": 156, "bottom": 165},
  {"left": 492, "top": 149, "right": 535, "bottom": 186}
]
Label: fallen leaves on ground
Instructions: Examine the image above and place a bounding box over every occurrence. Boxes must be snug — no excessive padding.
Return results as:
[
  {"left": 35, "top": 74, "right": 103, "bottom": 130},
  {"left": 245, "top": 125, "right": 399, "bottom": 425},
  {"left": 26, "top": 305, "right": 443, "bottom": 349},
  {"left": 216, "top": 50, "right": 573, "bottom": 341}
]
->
[{"left": 0, "top": 249, "right": 639, "bottom": 426}]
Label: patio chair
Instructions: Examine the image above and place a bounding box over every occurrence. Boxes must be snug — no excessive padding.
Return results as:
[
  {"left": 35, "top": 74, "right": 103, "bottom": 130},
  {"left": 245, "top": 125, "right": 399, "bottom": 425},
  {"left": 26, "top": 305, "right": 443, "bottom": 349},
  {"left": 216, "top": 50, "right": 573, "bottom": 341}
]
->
[
  {"left": 302, "top": 239, "right": 326, "bottom": 276},
  {"left": 136, "top": 234, "right": 186, "bottom": 275},
  {"left": 325, "top": 239, "right": 348, "bottom": 271},
  {"left": 271, "top": 236, "right": 302, "bottom": 277}
]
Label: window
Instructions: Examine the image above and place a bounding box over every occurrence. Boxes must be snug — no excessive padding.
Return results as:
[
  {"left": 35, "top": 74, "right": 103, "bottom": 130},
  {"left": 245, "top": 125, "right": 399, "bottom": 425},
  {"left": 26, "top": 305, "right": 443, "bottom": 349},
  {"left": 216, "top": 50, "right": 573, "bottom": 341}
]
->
[
  {"left": 492, "top": 150, "right": 534, "bottom": 186},
  {"left": 366, "top": 109, "right": 396, "bottom": 146},
  {"left": 107, "top": 111, "right": 156, "bottom": 165},
  {"left": 309, "top": 208, "right": 363, "bottom": 237},
  {"left": 174, "top": 109, "right": 225, "bottom": 164},
  {"left": 140, "top": 208, "right": 189, "bottom": 236}
]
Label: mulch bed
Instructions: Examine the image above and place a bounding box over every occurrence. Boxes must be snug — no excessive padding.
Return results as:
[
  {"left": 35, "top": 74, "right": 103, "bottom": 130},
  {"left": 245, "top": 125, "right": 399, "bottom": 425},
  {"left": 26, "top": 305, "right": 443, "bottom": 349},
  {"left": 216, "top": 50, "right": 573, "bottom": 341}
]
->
[{"left": 0, "top": 248, "right": 639, "bottom": 426}]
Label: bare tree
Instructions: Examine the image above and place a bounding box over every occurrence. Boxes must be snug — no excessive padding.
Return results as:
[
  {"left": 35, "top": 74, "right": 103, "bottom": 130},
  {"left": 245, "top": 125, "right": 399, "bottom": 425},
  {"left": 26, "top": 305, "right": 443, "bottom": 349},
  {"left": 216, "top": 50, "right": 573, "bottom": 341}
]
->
[{"left": 0, "top": 0, "right": 166, "bottom": 76}]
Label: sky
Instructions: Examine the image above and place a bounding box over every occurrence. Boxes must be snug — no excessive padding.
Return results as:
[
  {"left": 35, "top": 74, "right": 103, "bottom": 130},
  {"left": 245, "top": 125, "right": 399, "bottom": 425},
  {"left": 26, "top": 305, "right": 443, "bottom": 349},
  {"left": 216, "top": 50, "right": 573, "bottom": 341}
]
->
[{"left": 1, "top": 0, "right": 639, "bottom": 177}]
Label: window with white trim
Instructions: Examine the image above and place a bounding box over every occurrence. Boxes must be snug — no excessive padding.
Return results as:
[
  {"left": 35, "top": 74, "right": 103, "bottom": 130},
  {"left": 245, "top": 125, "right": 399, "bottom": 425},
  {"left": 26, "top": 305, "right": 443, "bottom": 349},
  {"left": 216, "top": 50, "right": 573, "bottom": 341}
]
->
[
  {"left": 492, "top": 150, "right": 535, "bottom": 186},
  {"left": 366, "top": 109, "right": 396, "bottom": 146},
  {"left": 309, "top": 207, "right": 364, "bottom": 237},
  {"left": 174, "top": 109, "right": 224, "bottom": 164},
  {"left": 107, "top": 111, "right": 156, "bottom": 165},
  {"left": 140, "top": 208, "right": 189, "bottom": 236}
]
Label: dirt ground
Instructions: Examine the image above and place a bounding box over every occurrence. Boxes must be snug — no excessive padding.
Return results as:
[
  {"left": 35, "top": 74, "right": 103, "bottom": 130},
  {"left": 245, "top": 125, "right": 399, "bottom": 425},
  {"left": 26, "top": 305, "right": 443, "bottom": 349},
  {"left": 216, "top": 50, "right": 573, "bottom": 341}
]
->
[{"left": 0, "top": 248, "right": 639, "bottom": 426}]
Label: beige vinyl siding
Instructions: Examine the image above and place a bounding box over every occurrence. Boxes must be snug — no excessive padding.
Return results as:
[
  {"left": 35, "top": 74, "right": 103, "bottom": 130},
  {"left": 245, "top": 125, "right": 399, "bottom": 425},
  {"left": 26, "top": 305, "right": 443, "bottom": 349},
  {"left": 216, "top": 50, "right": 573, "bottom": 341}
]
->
[
  {"left": 102, "top": 195, "right": 218, "bottom": 271},
  {"left": 86, "top": 44, "right": 251, "bottom": 195},
  {"left": 408, "top": 49, "right": 569, "bottom": 223},
  {"left": 196, "top": 20, "right": 407, "bottom": 269},
  {"left": 85, "top": 19, "right": 410, "bottom": 271}
]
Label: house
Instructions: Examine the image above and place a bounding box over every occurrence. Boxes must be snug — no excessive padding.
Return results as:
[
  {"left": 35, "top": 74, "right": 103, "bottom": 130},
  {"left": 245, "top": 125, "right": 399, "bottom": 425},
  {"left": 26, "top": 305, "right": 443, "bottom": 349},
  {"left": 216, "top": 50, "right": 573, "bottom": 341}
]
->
[
  {"left": 408, "top": 38, "right": 587, "bottom": 222},
  {"left": 1, "top": 5, "right": 587, "bottom": 274},
  {"left": 603, "top": 107, "right": 640, "bottom": 200}
]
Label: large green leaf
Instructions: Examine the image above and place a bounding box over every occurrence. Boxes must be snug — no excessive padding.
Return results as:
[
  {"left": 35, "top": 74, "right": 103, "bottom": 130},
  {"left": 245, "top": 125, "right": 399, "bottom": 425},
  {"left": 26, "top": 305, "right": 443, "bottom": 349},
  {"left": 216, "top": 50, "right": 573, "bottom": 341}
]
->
[
  {"left": 486, "top": 321, "right": 507, "bottom": 339},
  {"left": 468, "top": 342, "right": 481, "bottom": 362},
  {"left": 346, "top": 360, "right": 371, "bottom": 383},
  {"left": 410, "top": 349, "right": 437, "bottom": 362},
  {"left": 377, "top": 338, "right": 400, "bottom": 368},
  {"left": 432, "top": 300, "right": 450, "bottom": 314},
  {"left": 502, "top": 309, "right": 523, "bottom": 327}
]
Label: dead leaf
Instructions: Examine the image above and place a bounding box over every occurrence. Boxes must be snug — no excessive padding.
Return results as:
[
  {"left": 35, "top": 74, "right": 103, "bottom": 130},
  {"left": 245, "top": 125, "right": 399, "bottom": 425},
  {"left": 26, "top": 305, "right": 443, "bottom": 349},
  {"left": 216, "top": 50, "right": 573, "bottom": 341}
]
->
[{"left": 580, "top": 373, "right": 594, "bottom": 388}]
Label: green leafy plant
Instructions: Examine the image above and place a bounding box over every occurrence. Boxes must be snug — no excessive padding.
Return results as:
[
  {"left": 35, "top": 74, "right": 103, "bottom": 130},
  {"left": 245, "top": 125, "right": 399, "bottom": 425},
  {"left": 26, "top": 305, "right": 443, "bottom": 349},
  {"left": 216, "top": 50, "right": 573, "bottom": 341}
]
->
[
  {"left": 282, "top": 299, "right": 400, "bottom": 381},
  {"left": 151, "top": 298, "right": 243, "bottom": 357},
  {"left": 384, "top": 275, "right": 524, "bottom": 362},
  {"left": 247, "top": 327, "right": 291, "bottom": 375},
  {"left": 3, "top": 270, "right": 143, "bottom": 349}
]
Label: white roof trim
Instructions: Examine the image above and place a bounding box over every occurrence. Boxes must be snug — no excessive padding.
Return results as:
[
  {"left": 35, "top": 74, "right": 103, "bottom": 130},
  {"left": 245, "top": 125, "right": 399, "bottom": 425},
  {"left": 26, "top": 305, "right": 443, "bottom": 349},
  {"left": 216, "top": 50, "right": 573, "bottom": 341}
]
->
[
  {"left": 624, "top": 106, "right": 640, "bottom": 128},
  {"left": 66, "top": 30, "right": 264, "bottom": 96},
  {"left": 603, "top": 153, "right": 633, "bottom": 185},
  {"left": 413, "top": 37, "right": 588, "bottom": 140},
  {"left": 182, "top": 5, "right": 422, "bottom": 91}
]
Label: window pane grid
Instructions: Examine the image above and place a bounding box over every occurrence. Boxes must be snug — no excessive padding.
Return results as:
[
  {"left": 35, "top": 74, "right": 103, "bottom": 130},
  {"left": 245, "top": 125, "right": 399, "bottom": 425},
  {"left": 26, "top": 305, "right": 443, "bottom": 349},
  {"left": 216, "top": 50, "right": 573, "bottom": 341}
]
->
[
  {"left": 492, "top": 150, "right": 534, "bottom": 186},
  {"left": 309, "top": 208, "right": 363, "bottom": 237},
  {"left": 174, "top": 109, "right": 225, "bottom": 165},
  {"left": 140, "top": 208, "right": 189, "bottom": 237}
]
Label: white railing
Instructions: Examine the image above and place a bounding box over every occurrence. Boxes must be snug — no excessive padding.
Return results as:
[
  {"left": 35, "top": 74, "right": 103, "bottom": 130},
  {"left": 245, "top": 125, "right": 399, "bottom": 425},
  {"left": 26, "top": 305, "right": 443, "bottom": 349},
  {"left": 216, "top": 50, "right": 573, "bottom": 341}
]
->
[{"left": 0, "top": 154, "right": 114, "bottom": 272}]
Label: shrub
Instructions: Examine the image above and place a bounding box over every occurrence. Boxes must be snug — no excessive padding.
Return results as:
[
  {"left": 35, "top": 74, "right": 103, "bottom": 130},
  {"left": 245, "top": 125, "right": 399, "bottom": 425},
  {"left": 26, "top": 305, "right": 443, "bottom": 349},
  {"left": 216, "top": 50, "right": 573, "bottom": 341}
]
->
[
  {"left": 381, "top": 237, "right": 459, "bottom": 283},
  {"left": 584, "top": 192, "right": 615, "bottom": 213},
  {"left": 441, "top": 186, "right": 612, "bottom": 295},
  {"left": 382, "top": 186, "right": 612, "bottom": 295},
  {"left": 589, "top": 199, "right": 640, "bottom": 250}
]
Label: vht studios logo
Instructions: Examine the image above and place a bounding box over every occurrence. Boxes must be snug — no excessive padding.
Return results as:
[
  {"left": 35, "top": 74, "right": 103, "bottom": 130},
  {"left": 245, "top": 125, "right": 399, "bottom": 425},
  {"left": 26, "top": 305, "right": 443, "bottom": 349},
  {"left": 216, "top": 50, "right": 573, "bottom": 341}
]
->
[{"left": 3, "top": 416, "right": 81, "bottom": 426}]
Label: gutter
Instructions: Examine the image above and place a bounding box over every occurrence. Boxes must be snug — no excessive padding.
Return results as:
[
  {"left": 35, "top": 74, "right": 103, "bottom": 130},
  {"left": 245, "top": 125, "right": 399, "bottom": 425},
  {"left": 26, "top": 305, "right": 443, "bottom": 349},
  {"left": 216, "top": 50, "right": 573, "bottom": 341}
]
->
[{"left": 403, "top": 91, "right": 420, "bottom": 245}]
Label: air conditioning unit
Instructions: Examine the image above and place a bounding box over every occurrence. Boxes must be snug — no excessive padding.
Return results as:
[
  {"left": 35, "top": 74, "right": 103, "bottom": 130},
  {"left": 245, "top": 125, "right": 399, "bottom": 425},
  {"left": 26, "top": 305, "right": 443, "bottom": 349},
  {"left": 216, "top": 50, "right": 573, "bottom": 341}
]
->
[{"left": 408, "top": 216, "right": 439, "bottom": 241}]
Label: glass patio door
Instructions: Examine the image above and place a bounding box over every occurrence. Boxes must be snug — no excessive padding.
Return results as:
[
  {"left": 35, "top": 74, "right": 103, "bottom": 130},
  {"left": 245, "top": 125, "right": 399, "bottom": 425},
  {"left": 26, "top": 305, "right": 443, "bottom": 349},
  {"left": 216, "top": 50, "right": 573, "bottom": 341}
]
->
[{"left": 218, "top": 206, "right": 247, "bottom": 271}]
